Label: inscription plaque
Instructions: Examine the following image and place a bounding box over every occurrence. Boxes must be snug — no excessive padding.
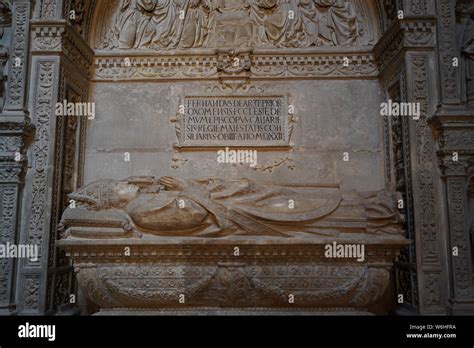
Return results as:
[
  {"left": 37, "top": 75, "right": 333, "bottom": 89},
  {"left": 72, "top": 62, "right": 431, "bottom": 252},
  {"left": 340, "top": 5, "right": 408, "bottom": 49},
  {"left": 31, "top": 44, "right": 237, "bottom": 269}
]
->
[{"left": 173, "top": 96, "right": 290, "bottom": 147}]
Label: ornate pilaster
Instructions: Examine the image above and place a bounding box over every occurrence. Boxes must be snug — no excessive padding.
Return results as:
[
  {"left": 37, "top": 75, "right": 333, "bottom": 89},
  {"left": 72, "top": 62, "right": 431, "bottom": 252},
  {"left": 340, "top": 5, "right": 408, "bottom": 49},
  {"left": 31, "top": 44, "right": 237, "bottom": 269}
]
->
[
  {"left": 16, "top": 16, "right": 93, "bottom": 314},
  {"left": 375, "top": 11, "right": 449, "bottom": 314},
  {"left": 432, "top": 110, "right": 474, "bottom": 314},
  {"left": 0, "top": 0, "right": 32, "bottom": 315},
  {"left": 3, "top": 0, "right": 30, "bottom": 115},
  {"left": 406, "top": 53, "right": 448, "bottom": 314},
  {"left": 429, "top": 0, "right": 474, "bottom": 315}
]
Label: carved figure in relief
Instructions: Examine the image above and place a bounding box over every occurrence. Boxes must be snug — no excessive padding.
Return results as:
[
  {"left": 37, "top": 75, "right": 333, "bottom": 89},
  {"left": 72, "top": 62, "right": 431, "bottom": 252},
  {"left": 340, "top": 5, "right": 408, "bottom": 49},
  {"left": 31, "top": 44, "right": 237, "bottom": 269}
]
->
[
  {"left": 98, "top": 0, "right": 364, "bottom": 49},
  {"left": 180, "top": 0, "right": 210, "bottom": 48},
  {"left": 60, "top": 176, "right": 404, "bottom": 238},
  {"left": 314, "top": 0, "right": 359, "bottom": 46},
  {"left": 206, "top": 0, "right": 255, "bottom": 47}
]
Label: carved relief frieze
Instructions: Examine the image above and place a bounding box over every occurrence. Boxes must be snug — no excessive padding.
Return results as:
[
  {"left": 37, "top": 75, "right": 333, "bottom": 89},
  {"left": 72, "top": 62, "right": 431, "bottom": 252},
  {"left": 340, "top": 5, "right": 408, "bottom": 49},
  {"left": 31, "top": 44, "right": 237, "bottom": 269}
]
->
[
  {"left": 72, "top": 262, "right": 391, "bottom": 309},
  {"left": 93, "top": 51, "right": 378, "bottom": 82},
  {"left": 95, "top": 0, "right": 374, "bottom": 51}
]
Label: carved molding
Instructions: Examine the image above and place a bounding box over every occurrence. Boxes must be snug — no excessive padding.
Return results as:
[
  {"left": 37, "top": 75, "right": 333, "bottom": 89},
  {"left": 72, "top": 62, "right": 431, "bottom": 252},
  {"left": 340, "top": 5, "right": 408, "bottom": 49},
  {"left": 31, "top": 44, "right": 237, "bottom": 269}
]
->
[
  {"left": 57, "top": 239, "right": 404, "bottom": 312},
  {"left": 31, "top": 23, "right": 94, "bottom": 77},
  {"left": 374, "top": 18, "right": 436, "bottom": 74},
  {"left": 93, "top": 51, "right": 378, "bottom": 82}
]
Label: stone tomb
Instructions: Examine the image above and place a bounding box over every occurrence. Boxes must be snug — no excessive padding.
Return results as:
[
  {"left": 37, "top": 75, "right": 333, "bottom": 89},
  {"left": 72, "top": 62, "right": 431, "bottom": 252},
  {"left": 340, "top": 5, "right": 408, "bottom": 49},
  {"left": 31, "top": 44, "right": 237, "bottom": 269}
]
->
[
  {"left": 58, "top": 0, "right": 409, "bottom": 315},
  {"left": 58, "top": 176, "right": 408, "bottom": 314}
]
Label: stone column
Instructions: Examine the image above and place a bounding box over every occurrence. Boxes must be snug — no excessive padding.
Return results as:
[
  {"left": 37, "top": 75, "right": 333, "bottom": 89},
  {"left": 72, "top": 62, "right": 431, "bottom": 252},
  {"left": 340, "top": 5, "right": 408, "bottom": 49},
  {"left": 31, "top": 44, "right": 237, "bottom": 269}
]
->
[{"left": 0, "top": 0, "right": 32, "bottom": 315}]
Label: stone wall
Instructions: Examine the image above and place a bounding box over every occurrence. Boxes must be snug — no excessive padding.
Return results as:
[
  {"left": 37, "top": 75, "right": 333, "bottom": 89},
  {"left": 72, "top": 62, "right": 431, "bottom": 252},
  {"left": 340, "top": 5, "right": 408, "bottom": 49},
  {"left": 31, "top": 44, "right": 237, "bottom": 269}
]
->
[{"left": 85, "top": 79, "right": 385, "bottom": 192}]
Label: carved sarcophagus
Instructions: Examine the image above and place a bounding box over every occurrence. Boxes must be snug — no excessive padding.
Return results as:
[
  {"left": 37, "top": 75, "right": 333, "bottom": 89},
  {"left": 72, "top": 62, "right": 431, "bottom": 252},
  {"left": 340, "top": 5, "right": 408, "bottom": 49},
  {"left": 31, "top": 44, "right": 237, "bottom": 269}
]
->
[{"left": 58, "top": 176, "right": 409, "bottom": 314}]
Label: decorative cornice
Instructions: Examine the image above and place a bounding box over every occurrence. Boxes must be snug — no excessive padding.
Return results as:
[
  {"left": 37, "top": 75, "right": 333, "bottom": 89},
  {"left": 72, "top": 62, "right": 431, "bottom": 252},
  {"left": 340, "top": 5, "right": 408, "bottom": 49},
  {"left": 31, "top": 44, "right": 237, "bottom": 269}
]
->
[
  {"left": 59, "top": 239, "right": 407, "bottom": 263},
  {"left": 30, "top": 21, "right": 94, "bottom": 76},
  {"left": 374, "top": 17, "right": 436, "bottom": 74},
  {"left": 438, "top": 155, "right": 472, "bottom": 177},
  {"left": 92, "top": 49, "right": 378, "bottom": 82},
  {"left": 431, "top": 107, "right": 474, "bottom": 153},
  {"left": 0, "top": 162, "right": 25, "bottom": 183}
]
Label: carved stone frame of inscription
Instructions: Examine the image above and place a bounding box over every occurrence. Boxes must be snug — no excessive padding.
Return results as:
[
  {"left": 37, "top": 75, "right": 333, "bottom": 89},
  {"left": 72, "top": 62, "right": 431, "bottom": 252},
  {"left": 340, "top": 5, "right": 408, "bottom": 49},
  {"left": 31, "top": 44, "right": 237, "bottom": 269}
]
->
[{"left": 171, "top": 95, "right": 293, "bottom": 148}]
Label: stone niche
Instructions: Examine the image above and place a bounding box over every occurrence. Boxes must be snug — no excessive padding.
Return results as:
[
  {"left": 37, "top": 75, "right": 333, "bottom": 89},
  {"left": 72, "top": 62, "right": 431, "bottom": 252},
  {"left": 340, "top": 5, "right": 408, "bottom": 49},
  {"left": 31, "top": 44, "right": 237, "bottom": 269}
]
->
[{"left": 59, "top": 0, "right": 408, "bottom": 315}]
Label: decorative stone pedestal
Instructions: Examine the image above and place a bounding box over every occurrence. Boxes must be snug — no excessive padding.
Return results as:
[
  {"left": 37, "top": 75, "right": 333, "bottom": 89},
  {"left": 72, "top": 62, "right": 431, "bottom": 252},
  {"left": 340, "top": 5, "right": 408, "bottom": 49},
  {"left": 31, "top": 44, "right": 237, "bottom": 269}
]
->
[{"left": 58, "top": 236, "right": 408, "bottom": 315}]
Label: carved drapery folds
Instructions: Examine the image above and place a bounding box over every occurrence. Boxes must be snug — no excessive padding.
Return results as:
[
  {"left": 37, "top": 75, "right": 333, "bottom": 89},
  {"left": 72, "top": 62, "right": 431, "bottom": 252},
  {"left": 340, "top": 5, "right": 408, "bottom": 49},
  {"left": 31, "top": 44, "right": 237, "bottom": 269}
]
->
[
  {"left": 59, "top": 176, "right": 405, "bottom": 238},
  {"left": 96, "top": 0, "right": 374, "bottom": 50}
]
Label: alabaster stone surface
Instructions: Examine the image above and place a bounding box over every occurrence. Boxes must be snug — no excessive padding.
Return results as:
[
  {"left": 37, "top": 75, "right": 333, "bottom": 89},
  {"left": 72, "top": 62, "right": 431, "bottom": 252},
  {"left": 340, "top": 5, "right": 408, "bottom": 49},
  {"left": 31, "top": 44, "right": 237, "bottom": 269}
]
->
[
  {"left": 58, "top": 175, "right": 407, "bottom": 313},
  {"left": 60, "top": 176, "right": 404, "bottom": 238}
]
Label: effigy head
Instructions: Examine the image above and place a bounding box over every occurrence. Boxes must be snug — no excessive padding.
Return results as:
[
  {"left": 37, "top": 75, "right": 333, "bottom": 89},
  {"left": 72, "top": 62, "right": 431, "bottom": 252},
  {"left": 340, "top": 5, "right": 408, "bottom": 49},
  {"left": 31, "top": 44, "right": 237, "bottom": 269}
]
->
[{"left": 68, "top": 179, "right": 140, "bottom": 210}]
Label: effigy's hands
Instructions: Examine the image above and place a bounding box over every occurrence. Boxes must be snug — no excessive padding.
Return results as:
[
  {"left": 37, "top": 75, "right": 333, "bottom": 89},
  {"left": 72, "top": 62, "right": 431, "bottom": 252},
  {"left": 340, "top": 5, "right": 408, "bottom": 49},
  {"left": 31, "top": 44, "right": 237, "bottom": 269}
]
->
[{"left": 159, "top": 176, "right": 187, "bottom": 191}]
